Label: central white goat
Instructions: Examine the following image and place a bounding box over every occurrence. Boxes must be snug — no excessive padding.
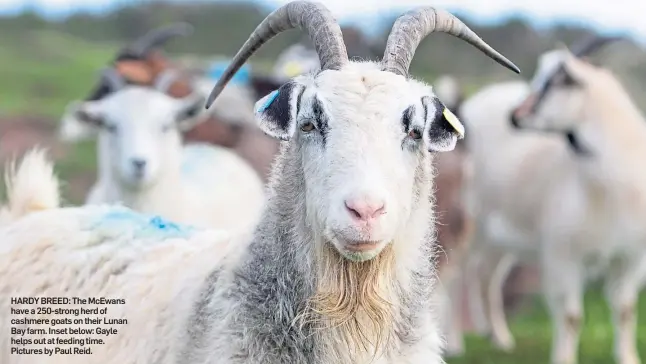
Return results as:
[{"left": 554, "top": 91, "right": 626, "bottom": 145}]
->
[
  {"left": 462, "top": 36, "right": 646, "bottom": 364},
  {"left": 72, "top": 79, "right": 265, "bottom": 233},
  {"left": 0, "top": 2, "right": 519, "bottom": 363}
]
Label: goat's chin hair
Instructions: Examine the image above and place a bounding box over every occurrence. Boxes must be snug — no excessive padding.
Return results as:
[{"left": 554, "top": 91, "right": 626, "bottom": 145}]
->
[{"left": 296, "top": 240, "right": 397, "bottom": 361}]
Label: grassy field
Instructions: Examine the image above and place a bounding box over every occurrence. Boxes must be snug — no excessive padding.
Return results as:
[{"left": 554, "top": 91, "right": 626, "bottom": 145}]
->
[
  {"left": 448, "top": 290, "right": 646, "bottom": 363},
  {"left": 0, "top": 30, "right": 119, "bottom": 118}
]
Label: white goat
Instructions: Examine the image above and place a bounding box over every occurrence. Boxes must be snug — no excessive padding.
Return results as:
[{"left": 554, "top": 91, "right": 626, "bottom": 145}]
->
[
  {"left": 71, "top": 80, "right": 265, "bottom": 234},
  {"left": 0, "top": 2, "right": 519, "bottom": 363},
  {"left": 463, "top": 37, "right": 645, "bottom": 364}
]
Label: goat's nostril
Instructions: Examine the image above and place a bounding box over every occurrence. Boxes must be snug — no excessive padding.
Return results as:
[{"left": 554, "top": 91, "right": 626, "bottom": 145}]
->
[
  {"left": 344, "top": 199, "right": 386, "bottom": 221},
  {"left": 346, "top": 204, "right": 362, "bottom": 219},
  {"left": 510, "top": 111, "right": 520, "bottom": 128}
]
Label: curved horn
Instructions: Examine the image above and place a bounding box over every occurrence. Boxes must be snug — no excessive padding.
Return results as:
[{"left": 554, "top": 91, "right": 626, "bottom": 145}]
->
[
  {"left": 381, "top": 8, "right": 520, "bottom": 77},
  {"left": 123, "top": 22, "right": 194, "bottom": 58},
  {"left": 99, "top": 68, "right": 126, "bottom": 91},
  {"left": 570, "top": 35, "right": 622, "bottom": 58},
  {"left": 205, "top": 1, "right": 348, "bottom": 109}
]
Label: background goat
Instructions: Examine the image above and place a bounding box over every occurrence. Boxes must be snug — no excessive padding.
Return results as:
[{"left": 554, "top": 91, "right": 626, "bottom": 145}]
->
[
  {"left": 71, "top": 74, "right": 266, "bottom": 234},
  {"left": 462, "top": 35, "right": 645, "bottom": 364}
]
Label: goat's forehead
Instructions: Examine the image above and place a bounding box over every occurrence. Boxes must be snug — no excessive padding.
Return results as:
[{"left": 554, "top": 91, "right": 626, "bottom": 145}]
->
[{"left": 311, "top": 68, "right": 425, "bottom": 121}]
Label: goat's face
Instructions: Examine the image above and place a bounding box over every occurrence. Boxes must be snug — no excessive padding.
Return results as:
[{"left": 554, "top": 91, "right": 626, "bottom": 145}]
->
[
  {"left": 256, "top": 62, "right": 464, "bottom": 261},
  {"left": 74, "top": 87, "right": 203, "bottom": 189},
  {"left": 511, "top": 49, "right": 588, "bottom": 132}
]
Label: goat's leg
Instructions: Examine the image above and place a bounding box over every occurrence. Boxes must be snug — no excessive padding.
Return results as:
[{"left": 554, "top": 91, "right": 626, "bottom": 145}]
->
[
  {"left": 465, "top": 248, "right": 491, "bottom": 335},
  {"left": 487, "top": 252, "right": 517, "bottom": 351},
  {"left": 542, "top": 253, "right": 584, "bottom": 364},
  {"left": 604, "top": 253, "right": 646, "bottom": 364}
]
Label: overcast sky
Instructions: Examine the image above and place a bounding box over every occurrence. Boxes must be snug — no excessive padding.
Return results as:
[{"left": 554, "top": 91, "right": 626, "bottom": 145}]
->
[{"left": 0, "top": 0, "right": 643, "bottom": 44}]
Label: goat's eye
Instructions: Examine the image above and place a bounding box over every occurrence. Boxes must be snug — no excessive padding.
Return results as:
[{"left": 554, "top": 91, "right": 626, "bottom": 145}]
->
[
  {"left": 408, "top": 129, "right": 422, "bottom": 140},
  {"left": 300, "top": 121, "right": 316, "bottom": 132}
]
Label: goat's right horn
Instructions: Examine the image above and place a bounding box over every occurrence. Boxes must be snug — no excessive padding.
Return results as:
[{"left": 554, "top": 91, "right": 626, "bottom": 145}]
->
[
  {"left": 570, "top": 35, "right": 622, "bottom": 58},
  {"left": 205, "top": 1, "right": 348, "bottom": 109},
  {"left": 126, "top": 22, "right": 194, "bottom": 58},
  {"left": 381, "top": 7, "right": 520, "bottom": 77},
  {"left": 99, "top": 68, "right": 126, "bottom": 91}
]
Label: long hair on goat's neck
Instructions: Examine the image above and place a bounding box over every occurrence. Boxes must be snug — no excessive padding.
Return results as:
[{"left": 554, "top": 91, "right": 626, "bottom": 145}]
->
[{"left": 294, "top": 233, "right": 398, "bottom": 362}]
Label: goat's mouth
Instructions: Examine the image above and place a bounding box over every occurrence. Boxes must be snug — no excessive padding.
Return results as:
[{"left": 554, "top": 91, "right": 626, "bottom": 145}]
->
[
  {"left": 331, "top": 236, "right": 388, "bottom": 262},
  {"left": 344, "top": 240, "right": 381, "bottom": 252}
]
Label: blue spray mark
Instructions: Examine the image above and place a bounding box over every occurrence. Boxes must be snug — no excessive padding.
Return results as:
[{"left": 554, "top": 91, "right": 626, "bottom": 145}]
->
[
  {"left": 257, "top": 89, "right": 279, "bottom": 112},
  {"left": 91, "top": 207, "right": 196, "bottom": 240}
]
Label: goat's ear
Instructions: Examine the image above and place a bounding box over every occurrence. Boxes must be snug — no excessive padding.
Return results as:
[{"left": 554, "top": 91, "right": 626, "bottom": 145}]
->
[
  {"left": 175, "top": 95, "right": 205, "bottom": 131},
  {"left": 73, "top": 101, "right": 106, "bottom": 129},
  {"left": 254, "top": 81, "right": 302, "bottom": 140},
  {"left": 422, "top": 96, "right": 465, "bottom": 153},
  {"left": 60, "top": 101, "right": 98, "bottom": 142}
]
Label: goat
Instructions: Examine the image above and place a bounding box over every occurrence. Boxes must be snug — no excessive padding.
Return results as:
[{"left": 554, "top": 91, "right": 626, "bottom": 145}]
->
[
  {"left": 0, "top": 2, "right": 519, "bottom": 363},
  {"left": 73, "top": 76, "right": 266, "bottom": 234},
  {"left": 461, "top": 35, "right": 623, "bottom": 345},
  {"left": 59, "top": 23, "right": 284, "bottom": 182},
  {"left": 463, "top": 35, "right": 645, "bottom": 364}
]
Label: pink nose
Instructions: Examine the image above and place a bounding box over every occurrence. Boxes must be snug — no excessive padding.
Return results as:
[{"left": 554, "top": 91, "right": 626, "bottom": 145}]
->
[{"left": 344, "top": 197, "right": 386, "bottom": 222}]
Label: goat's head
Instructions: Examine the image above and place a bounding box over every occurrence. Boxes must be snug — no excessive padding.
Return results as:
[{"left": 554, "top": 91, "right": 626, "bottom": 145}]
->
[
  {"left": 73, "top": 69, "right": 204, "bottom": 189},
  {"left": 510, "top": 35, "right": 621, "bottom": 132},
  {"left": 59, "top": 23, "right": 195, "bottom": 144},
  {"left": 206, "top": 1, "right": 519, "bottom": 262}
]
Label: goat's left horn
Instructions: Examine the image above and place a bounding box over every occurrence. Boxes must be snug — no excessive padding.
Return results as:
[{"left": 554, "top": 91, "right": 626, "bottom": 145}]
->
[
  {"left": 381, "top": 7, "right": 520, "bottom": 77},
  {"left": 205, "top": 1, "right": 348, "bottom": 109},
  {"left": 128, "top": 22, "right": 194, "bottom": 58},
  {"left": 570, "top": 35, "right": 622, "bottom": 58}
]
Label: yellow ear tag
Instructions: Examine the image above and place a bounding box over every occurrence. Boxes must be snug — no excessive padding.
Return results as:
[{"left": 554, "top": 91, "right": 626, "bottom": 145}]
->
[{"left": 443, "top": 107, "right": 465, "bottom": 138}]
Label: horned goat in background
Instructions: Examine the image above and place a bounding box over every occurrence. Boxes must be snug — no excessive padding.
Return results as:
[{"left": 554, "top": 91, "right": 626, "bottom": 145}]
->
[
  {"left": 0, "top": 1, "right": 520, "bottom": 363},
  {"left": 462, "top": 35, "right": 645, "bottom": 364},
  {"left": 70, "top": 71, "right": 266, "bottom": 234},
  {"left": 58, "top": 22, "right": 283, "bottom": 182}
]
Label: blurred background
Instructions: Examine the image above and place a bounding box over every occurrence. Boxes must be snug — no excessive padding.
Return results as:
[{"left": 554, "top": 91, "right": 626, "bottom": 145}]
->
[{"left": 0, "top": 0, "right": 644, "bottom": 363}]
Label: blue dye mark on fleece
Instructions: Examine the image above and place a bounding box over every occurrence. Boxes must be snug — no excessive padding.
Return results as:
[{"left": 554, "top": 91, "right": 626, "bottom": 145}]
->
[
  {"left": 92, "top": 207, "right": 196, "bottom": 240},
  {"left": 257, "top": 89, "right": 279, "bottom": 113}
]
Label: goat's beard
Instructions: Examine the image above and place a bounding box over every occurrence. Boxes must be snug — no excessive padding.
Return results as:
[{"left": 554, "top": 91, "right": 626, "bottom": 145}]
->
[{"left": 295, "top": 240, "right": 397, "bottom": 361}]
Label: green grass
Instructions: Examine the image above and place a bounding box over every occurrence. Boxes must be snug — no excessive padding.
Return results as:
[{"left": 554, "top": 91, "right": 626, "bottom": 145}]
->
[
  {"left": 448, "top": 290, "right": 646, "bottom": 364},
  {"left": 0, "top": 30, "right": 119, "bottom": 118}
]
